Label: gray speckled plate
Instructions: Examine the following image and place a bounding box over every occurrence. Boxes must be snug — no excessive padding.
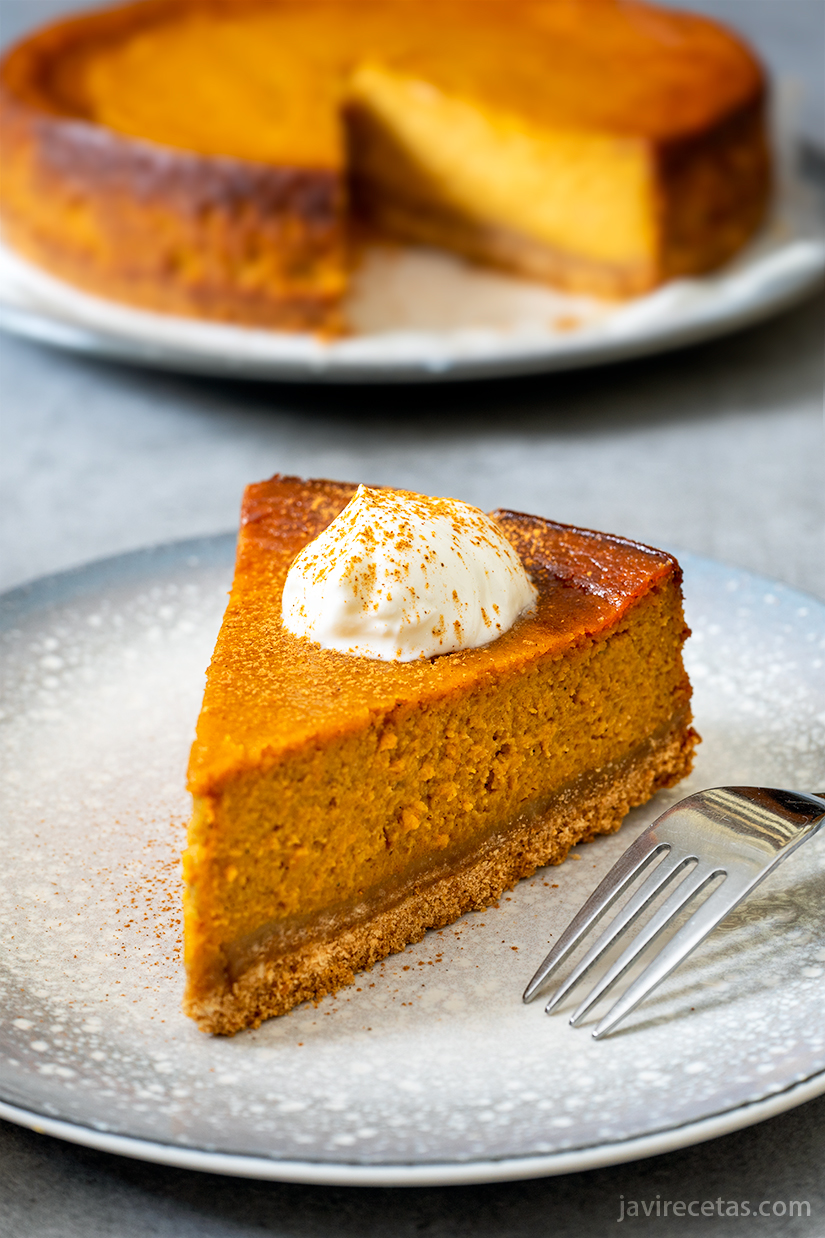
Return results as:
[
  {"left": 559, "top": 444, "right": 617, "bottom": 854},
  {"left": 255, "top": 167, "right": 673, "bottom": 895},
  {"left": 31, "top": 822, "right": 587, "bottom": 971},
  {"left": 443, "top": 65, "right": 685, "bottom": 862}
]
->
[{"left": 0, "top": 539, "right": 823, "bottom": 1185}]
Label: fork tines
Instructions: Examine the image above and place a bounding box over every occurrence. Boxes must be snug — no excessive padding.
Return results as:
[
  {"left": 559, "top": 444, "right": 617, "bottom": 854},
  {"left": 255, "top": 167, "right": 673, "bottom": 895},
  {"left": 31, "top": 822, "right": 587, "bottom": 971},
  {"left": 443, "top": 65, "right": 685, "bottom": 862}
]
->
[{"left": 523, "top": 787, "right": 825, "bottom": 1039}]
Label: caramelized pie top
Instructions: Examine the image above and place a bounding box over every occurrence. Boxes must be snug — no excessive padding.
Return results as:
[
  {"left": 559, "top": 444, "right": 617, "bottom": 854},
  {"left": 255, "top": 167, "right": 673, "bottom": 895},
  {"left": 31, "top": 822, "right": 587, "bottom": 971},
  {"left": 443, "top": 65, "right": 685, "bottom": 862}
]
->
[{"left": 23, "top": 0, "right": 763, "bottom": 167}]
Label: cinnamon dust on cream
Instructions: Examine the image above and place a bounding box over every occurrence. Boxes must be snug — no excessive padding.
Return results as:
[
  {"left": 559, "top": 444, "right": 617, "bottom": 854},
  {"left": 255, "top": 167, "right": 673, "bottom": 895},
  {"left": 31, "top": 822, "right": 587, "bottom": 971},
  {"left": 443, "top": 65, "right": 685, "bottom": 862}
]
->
[{"left": 281, "top": 485, "right": 537, "bottom": 661}]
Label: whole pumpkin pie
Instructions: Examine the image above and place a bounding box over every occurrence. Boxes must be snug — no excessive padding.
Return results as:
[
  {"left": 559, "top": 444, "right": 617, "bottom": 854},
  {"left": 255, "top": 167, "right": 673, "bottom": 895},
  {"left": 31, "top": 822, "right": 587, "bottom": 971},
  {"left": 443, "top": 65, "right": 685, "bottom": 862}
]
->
[
  {"left": 183, "top": 476, "right": 698, "bottom": 1034},
  {"left": 0, "top": 0, "right": 769, "bottom": 331}
]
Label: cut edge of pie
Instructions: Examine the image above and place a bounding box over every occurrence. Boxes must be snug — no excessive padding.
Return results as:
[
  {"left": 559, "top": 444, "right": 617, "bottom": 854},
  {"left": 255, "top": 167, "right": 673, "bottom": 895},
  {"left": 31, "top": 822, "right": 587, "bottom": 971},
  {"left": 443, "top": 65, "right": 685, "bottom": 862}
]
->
[{"left": 185, "top": 727, "right": 695, "bottom": 1035}]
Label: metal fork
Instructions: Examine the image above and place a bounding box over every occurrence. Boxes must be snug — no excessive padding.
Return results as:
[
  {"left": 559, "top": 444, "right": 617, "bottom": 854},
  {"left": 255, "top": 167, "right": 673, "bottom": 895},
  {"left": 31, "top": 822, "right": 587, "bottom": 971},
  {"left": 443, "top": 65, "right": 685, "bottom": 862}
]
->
[{"left": 523, "top": 788, "right": 825, "bottom": 1039}]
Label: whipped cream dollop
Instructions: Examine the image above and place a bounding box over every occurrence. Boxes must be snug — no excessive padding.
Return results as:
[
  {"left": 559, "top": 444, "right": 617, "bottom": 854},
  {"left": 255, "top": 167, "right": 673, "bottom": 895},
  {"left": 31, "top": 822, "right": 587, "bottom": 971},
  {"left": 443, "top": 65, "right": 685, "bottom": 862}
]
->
[{"left": 281, "top": 485, "right": 537, "bottom": 661}]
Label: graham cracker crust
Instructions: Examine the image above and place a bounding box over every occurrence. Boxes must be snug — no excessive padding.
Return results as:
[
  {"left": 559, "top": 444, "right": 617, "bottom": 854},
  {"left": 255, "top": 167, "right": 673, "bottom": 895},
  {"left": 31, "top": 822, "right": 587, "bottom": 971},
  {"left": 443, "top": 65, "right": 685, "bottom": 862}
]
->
[{"left": 185, "top": 722, "right": 698, "bottom": 1035}]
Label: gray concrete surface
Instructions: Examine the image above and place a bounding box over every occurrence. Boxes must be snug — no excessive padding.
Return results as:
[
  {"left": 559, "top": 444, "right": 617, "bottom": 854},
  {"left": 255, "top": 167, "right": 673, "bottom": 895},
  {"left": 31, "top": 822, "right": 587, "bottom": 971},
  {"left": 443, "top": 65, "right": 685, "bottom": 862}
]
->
[
  {"left": 2, "top": 291, "right": 824, "bottom": 599},
  {"left": 1, "top": 0, "right": 824, "bottom": 1234}
]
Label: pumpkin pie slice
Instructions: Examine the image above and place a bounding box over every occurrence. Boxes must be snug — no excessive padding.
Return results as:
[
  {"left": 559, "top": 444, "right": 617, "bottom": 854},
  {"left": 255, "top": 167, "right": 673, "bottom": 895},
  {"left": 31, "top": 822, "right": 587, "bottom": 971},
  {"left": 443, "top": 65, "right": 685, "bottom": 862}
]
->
[{"left": 183, "top": 476, "right": 698, "bottom": 1034}]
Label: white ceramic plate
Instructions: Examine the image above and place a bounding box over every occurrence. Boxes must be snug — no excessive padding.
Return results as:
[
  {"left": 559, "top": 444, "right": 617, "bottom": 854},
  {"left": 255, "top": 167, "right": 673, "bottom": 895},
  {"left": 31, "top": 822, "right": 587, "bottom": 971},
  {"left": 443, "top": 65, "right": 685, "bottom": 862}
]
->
[
  {"left": 0, "top": 539, "right": 823, "bottom": 1185},
  {"left": 0, "top": 157, "right": 823, "bottom": 383}
]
